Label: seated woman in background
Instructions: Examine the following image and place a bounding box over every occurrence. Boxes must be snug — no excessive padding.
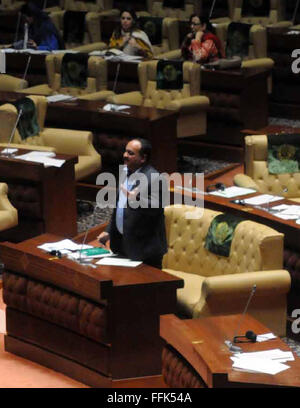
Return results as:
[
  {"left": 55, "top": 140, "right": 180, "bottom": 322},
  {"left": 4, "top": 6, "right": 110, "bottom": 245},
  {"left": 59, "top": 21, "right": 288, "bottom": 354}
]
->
[
  {"left": 181, "top": 14, "right": 224, "bottom": 63},
  {"left": 109, "top": 7, "right": 153, "bottom": 59},
  {"left": 13, "top": 2, "right": 64, "bottom": 51}
]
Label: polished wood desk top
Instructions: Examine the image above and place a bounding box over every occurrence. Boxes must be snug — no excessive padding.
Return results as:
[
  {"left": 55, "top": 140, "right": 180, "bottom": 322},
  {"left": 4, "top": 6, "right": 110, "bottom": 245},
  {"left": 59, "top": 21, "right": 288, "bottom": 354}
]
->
[
  {"left": 161, "top": 313, "right": 300, "bottom": 388},
  {"left": 0, "top": 233, "right": 183, "bottom": 303}
]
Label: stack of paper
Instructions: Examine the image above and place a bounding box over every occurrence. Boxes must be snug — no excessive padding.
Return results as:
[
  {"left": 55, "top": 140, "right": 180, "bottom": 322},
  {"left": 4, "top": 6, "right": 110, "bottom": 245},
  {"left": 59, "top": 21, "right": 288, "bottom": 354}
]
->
[
  {"left": 15, "top": 151, "right": 65, "bottom": 168},
  {"left": 269, "top": 204, "right": 300, "bottom": 220},
  {"left": 208, "top": 186, "right": 256, "bottom": 198},
  {"left": 231, "top": 349, "right": 294, "bottom": 375},
  {"left": 38, "top": 239, "right": 92, "bottom": 255},
  {"left": 47, "top": 94, "right": 77, "bottom": 103},
  {"left": 96, "top": 257, "right": 142, "bottom": 267},
  {"left": 242, "top": 194, "right": 282, "bottom": 206}
]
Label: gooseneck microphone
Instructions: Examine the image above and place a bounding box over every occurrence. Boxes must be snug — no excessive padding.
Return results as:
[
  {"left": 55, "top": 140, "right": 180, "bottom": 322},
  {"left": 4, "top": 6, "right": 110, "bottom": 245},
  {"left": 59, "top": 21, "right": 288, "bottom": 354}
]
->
[
  {"left": 14, "top": 12, "right": 22, "bottom": 44},
  {"left": 209, "top": 0, "right": 217, "bottom": 19},
  {"left": 23, "top": 22, "right": 29, "bottom": 49},
  {"left": 2, "top": 108, "right": 23, "bottom": 157},
  {"left": 225, "top": 284, "right": 257, "bottom": 353}
]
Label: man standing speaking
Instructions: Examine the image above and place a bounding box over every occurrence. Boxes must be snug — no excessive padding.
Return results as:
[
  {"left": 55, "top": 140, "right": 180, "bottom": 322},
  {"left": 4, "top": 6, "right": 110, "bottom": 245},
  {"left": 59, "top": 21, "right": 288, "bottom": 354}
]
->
[{"left": 98, "top": 138, "right": 167, "bottom": 268}]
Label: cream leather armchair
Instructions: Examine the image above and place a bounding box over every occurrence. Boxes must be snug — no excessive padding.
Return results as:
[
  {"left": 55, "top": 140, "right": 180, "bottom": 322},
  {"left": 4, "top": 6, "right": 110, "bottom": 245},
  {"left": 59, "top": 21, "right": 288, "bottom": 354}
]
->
[
  {"left": 0, "top": 0, "right": 24, "bottom": 11},
  {"left": 0, "top": 74, "right": 28, "bottom": 92},
  {"left": 107, "top": 60, "right": 209, "bottom": 138},
  {"left": 20, "top": 54, "right": 114, "bottom": 101},
  {"left": 232, "top": 0, "right": 291, "bottom": 29},
  {"left": 162, "top": 204, "right": 291, "bottom": 336},
  {"left": 234, "top": 134, "right": 300, "bottom": 203},
  {"left": 0, "top": 183, "right": 18, "bottom": 231},
  {"left": 0, "top": 95, "right": 101, "bottom": 181},
  {"left": 50, "top": 10, "right": 107, "bottom": 52}
]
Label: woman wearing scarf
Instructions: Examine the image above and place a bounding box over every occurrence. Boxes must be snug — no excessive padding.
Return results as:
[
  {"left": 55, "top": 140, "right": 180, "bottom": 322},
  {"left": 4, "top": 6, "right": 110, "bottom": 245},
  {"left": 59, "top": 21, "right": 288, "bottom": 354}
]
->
[
  {"left": 109, "top": 7, "right": 153, "bottom": 59},
  {"left": 181, "top": 14, "right": 225, "bottom": 63}
]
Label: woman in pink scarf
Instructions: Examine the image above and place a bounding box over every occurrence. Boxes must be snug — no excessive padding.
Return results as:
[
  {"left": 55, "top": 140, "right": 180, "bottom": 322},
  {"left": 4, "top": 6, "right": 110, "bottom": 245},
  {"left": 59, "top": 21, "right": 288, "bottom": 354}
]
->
[{"left": 181, "top": 14, "right": 225, "bottom": 63}]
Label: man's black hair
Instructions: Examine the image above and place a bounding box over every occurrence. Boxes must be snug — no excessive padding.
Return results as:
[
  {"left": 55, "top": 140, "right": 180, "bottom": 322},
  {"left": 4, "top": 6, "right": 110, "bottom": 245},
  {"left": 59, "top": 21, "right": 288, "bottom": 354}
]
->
[{"left": 135, "top": 137, "right": 152, "bottom": 162}]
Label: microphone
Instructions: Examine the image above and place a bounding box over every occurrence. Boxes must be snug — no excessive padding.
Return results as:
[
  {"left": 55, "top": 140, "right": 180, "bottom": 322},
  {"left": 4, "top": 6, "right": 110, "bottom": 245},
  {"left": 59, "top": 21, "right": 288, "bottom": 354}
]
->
[
  {"left": 112, "top": 62, "right": 121, "bottom": 94},
  {"left": 23, "top": 55, "right": 31, "bottom": 82},
  {"left": 293, "top": 0, "right": 300, "bottom": 25},
  {"left": 209, "top": 0, "right": 217, "bottom": 19},
  {"left": 1, "top": 108, "right": 23, "bottom": 157},
  {"left": 225, "top": 284, "right": 257, "bottom": 353},
  {"left": 76, "top": 203, "right": 100, "bottom": 266},
  {"left": 23, "top": 22, "right": 29, "bottom": 50},
  {"left": 14, "top": 12, "right": 21, "bottom": 44}
]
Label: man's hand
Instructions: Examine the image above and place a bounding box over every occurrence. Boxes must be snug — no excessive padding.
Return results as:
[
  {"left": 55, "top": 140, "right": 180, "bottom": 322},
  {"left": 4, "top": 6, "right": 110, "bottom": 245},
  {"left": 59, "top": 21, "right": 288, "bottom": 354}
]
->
[{"left": 97, "top": 231, "right": 110, "bottom": 248}]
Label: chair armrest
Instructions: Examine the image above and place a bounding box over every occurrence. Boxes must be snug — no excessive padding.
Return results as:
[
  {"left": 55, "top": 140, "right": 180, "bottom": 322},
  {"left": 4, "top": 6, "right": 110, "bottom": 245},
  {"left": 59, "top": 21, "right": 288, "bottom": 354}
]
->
[
  {"left": 166, "top": 95, "right": 210, "bottom": 113},
  {"left": 0, "top": 143, "right": 55, "bottom": 152},
  {"left": 70, "top": 42, "right": 107, "bottom": 53},
  {"left": 41, "top": 128, "right": 97, "bottom": 156},
  {"left": 78, "top": 90, "right": 115, "bottom": 101},
  {"left": 107, "top": 91, "right": 144, "bottom": 105},
  {"left": 233, "top": 173, "right": 259, "bottom": 190},
  {"left": 0, "top": 182, "right": 18, "bottom": 230},
  {"left": 242, "top": 58, "right": 274, "bottom": 70},
  {"left": 203, "top": 270, "right": 291, "bottom": 298},
  {"left": 0, "top": 74, "right": 28, "bottom": 91},
  {"left": 20, "top": 84, "right": 52, "bottom": 95},
  {"left": 155, "top": 49, "right": 181, "bottom": 59}
]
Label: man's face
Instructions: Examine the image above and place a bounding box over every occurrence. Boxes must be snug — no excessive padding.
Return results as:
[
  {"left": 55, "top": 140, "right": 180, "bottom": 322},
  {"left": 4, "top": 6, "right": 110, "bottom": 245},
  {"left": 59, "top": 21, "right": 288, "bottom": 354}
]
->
[{"left": 123, "top": 140, "right": 146, "bottom": 172}]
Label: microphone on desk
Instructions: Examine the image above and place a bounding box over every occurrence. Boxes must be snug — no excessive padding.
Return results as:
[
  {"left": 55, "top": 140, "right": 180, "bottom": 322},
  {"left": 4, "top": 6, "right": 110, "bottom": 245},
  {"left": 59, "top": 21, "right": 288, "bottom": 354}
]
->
[
  {"left": 77, "top": 203, "right": 100, "bottom": 266},
  {"left": 14, "top": 12, "right": 22, "bottom": 44},
  {"left": 292, "top": 0, "right": 300, "bottom": 25},
  {"left": 23, "top": 55, "right": 32, "bottom": 82},
  {"left": 224, "top": 284, "right": 257, "bottom": 353},
  {"left": 112, "top": 62, "right": 121, "bottom": 94},
  {"left": 23, "top": 22, "right": 29, "bottom": 50},
  {"left": 1, "top": 108, "right": 23, "bottom": 157}
]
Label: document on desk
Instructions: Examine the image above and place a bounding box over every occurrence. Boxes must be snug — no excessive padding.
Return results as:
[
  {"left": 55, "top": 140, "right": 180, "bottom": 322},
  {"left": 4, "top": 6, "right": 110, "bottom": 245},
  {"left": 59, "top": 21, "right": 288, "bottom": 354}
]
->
[
  {"left": 230, "top": 348, "right": 294, "bottom": 375},
  {"left": 1, "top": 148, "right": 18, "bottom": 155},
  {"left": 47, "top": 94, "right": 77, "bottom": 103},
  {"left": 242, "top": 194, "right": 282, "bottom": 206},
  {"left": 38, "top": 239, "right": 92, "bottom": 255},
  {"left": 96, "top": 257, "right": 142, "bottom": 267},
  {"left": 15, "top": 151, "right": 65, "bottom": 167},
  {"left": 102, "top": 103, "right": 130, "bottom": 112},
  {"left": 208, "top": 186, "right": 256, "bottom": 198}
]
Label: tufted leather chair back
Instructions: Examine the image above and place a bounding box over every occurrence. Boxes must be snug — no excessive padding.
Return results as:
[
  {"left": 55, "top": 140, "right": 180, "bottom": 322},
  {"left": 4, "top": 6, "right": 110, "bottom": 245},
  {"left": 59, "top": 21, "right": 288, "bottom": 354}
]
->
[
  {"left": 138, "top": 60, "right": 200, "bottom": 109},
  {"left": 46, "top": 54, "right": 108, "bottom": 96},
  {"left": 233, "top": 0, "right": 285, "bottom": 25},
  {"left": 163, "top": 204, "right": 283, "bottom": 276},
  {"left": 215, "top": 22, "right": 267, "bottom": 60},
  {"left": 0, "top": 95, "right": 48, "bottom": 146},
  {"left": 150, "top": 17, "right": 180, "bottom": 56},
  {"left": 50, "top": 10, "right": 102, "bottom": 47},
  {"left": 150, "top": 0, "right": 196, "bottom": 20},
  {"left": 63, "top": 0, "right": 106, "bottom": 11},
  {"left": 245, "top": 135, "right": 300, "bottom": 199}
]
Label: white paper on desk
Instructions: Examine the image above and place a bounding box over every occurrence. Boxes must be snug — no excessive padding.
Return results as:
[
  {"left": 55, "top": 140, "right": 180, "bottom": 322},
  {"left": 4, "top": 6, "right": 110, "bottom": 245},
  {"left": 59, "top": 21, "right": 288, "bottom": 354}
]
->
[
  {"left": 231, "top": 356, "right": 290, "bottom": 375},
  {"left": 16, "top": 151, "right": 56, "bottom": 158},
  {"left": 70, "top": 251, "right": 115, "bottom": 260},
  {"left": 256, "top": 332, "right": 277, "bottom": 342},
  {"left": 47, "top": 94, "right": 77, "bottom": 103},
  {"left": 96, "top": 257, "right": 142, "bottom": 267},
  {"left": 243, "top": 194, "right": 282, "bottom": 205},
  {"left": 38, "top": 239, "right": 92, "bottom": 255},
  {"left": 102, "top": 103, "right": 130, "bottom": 112},
  {"left": 51, "top": 50, "right": 78, "bottom": 54},
  {"left": 1, "top": 148, "right": 18, "bottom": 154},
  {"left": 239, "top": 349, "right": 294, "bottom": 362},
  {"left": 273, "top": 213, "right": 299, "bottom": 220},
  {"left": 15, "top": 152, "right": 65, "bottom": 167},
  {"left": 208, "top": 186, "right": 256, "bottom": 198}
]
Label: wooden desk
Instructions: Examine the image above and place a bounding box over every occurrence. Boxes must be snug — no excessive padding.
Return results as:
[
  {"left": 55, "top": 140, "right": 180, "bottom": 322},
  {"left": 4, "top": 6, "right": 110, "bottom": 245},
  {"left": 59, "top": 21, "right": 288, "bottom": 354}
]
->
[
  {"left": 46, "top": 99, "right": 178, "bottom": 174},
  {"left": 0, "top": 233, "right": 183, "bottom": 387},
  {"left": 0, "top": 148, "right": 77, "bottom": 242},
  {"left": 161, "top": 313, "right": 300, "bottom": 388}
]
